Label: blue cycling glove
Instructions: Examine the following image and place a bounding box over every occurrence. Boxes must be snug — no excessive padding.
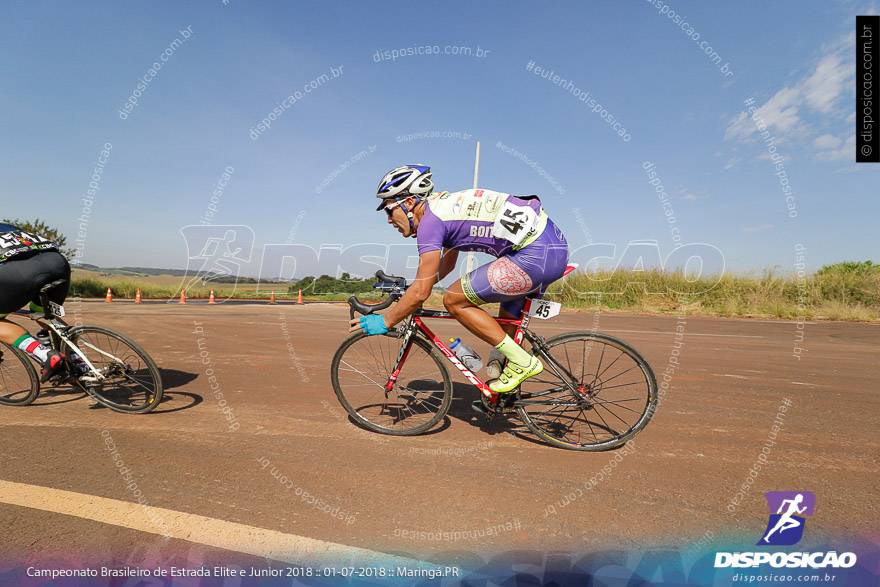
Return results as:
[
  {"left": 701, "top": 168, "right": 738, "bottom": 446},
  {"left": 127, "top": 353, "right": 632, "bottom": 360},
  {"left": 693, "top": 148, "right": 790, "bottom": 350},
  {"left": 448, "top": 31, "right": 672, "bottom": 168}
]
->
[{"left": 359, "top": 314, "right": 389, "bottom": 336}]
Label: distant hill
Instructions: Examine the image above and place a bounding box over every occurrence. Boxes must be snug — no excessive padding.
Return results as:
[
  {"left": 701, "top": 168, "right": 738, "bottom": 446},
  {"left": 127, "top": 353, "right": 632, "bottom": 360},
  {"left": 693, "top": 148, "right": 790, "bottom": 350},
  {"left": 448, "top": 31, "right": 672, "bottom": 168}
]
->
[{"left": 72, "top": 264, "right": 285, "bottom": 284}]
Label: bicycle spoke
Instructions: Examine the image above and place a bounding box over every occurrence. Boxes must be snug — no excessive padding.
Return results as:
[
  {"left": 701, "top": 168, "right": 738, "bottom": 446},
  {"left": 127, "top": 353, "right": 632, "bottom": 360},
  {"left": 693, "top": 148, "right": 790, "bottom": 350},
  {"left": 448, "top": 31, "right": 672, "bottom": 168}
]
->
[
  {"left": 517, "top": 332, "right": 656, "bottom": 450},
  {"left": 68, "top": 327, "right": 161, "bottom": 413},
  {"left": 594, "top": 400, "right": 641, "bottom": 423},
  {"left": 333, "top": 333, "right": 450, "bottom": 435},
  {"left": 338, "top": 360, "right": 387, "bottom": 390}
]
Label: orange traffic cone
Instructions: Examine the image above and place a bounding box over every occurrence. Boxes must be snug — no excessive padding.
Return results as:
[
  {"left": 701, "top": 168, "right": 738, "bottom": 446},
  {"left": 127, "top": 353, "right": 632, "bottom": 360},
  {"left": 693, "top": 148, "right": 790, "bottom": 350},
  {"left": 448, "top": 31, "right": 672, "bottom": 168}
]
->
[
  {"left": 208, "top": 289, "right": 216, "bottom": 304},
  {"left": 105, "top": 288, "right": 113, "bottom": 302},
  {"left": 269, "top": 291, "right": 277, "bottom": 304},
  {"left": 135, "top": 289, "right": 142, "bottom": 303},
  {"left": 179, "top": 290, "right": 186, "bottom": 304},
  {"left": 297, "top": 290, "right": 303, "bottom": 304}
]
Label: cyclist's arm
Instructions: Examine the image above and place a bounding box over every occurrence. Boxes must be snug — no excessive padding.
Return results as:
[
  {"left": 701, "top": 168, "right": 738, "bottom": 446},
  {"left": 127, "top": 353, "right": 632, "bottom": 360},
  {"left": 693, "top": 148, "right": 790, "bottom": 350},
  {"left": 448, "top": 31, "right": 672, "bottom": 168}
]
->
[
  {"left": 380, "top": 250, "right": 441, "bottom": 328},
  {"left": 437, "top": 247, "right": 459, "bottom": 280}
]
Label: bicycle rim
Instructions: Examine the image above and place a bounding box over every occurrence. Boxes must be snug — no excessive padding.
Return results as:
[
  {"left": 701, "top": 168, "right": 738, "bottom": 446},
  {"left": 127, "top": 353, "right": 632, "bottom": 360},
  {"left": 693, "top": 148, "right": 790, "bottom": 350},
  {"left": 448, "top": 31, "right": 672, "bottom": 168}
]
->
[
  {"left": 0, "top": 343, "right": 39, "bottom": 406},
  {"left": 516, "top": 331, "right": 657, "bottom": 451},
  {"left": 331, "top": 332, "right": 452, "bottom": 435},
  {"left": 68, "top": 326, "right": 164, "bottom": 414}
]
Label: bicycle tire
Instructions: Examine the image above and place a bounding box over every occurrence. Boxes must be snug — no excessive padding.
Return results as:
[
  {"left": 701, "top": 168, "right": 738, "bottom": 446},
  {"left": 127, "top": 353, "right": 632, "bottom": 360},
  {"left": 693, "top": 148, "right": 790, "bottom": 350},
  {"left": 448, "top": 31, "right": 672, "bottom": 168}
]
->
[
  {"left": 67, "top": 326, "right": 163, "bottom": 414},
  {"left": 0, "top": 342, "right": 39, "bottom": 406},
  {"left": 516, "top": 331, "right": 658, "bottom": 451},
  {"left": 331, "top": 332, "right": 452, "bottom": 436}
]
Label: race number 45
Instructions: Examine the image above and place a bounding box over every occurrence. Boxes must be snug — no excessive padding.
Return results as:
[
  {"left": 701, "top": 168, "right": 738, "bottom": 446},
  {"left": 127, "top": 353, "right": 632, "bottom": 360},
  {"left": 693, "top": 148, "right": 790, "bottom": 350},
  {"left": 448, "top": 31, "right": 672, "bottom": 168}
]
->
[{"left": 491, "top": 202, "right": 538, "bottom": 247}]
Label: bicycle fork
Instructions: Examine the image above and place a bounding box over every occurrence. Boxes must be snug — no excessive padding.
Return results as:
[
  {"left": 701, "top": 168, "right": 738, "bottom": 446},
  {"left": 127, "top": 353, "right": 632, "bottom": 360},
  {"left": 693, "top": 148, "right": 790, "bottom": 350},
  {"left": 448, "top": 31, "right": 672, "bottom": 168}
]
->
[{"left": 382, "top": 322, "right": 417, "bottom": 395}]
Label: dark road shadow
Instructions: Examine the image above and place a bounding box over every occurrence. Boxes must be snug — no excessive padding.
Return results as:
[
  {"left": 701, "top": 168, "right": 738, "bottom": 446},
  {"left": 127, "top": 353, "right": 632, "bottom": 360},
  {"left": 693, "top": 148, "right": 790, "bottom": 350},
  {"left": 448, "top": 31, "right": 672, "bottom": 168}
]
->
[
  {"left": 148, "top": 368, "right": 202, "bottom": 413},
  {"left": 159, "top": 368, "right": 199, "bottom": 391}
]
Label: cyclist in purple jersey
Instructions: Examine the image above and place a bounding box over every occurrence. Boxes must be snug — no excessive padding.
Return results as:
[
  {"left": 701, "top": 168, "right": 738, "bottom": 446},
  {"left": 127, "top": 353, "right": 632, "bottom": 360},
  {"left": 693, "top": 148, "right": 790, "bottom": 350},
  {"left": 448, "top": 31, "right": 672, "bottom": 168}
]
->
[{"left": 349, "top": 165, "right": 570, "bottom": 393}]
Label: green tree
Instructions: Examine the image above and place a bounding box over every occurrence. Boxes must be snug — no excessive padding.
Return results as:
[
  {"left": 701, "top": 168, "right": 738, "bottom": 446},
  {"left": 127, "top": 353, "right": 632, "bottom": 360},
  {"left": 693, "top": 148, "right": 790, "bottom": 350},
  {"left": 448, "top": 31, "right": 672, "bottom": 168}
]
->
[
  {"left": 816, "top": 261, "right": 878, "bottom": 276},
  {"left": 2, "top": 217, "right": 74, "bottom": 259}
]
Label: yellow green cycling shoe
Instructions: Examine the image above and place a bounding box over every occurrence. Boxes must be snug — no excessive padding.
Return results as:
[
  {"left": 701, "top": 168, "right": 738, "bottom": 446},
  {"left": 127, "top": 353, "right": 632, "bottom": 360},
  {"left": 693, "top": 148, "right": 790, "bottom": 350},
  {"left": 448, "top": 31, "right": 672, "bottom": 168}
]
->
[{"left": 488, "top": 355, "right": 543, "bottom": 393}]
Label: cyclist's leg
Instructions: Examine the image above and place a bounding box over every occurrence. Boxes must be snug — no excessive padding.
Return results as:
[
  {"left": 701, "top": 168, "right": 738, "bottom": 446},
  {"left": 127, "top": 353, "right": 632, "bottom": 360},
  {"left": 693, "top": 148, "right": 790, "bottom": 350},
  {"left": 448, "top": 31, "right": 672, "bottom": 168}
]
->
[
  {"left": 0, "top": 260, "right": 33, "bottom": 345},
  {"left": 444, "top": 256, "right": 547, "bottom": 389},
  {"left": 0, "top": 252, "right": 71, "bottom": 379},
  {"left": 0, "top": 317, "right": 28, "bottom": 346},
  {"left": 442, "top": 281, "right": 506, "bottom": 346}
]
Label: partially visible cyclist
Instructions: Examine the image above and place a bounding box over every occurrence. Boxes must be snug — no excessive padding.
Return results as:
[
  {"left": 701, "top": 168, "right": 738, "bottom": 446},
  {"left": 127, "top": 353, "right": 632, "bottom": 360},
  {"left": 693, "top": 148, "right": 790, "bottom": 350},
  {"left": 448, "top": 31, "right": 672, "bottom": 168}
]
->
[
  {"left": 0, "top": 222, "right": 71, "bottom": 382},
  {"left": 349, "top": 164, "right": 570, "bottom": 394}
]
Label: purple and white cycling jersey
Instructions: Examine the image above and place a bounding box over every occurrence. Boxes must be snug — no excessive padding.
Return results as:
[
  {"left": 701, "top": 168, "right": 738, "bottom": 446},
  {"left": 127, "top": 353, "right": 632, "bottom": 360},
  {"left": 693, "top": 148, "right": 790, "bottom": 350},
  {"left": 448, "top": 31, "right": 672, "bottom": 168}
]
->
[
  {"left": 416, "top": 189, "right": 548, "bottom": 257},
  {"left": 416, "top": 189, "right": 569, "bottom": 317}
]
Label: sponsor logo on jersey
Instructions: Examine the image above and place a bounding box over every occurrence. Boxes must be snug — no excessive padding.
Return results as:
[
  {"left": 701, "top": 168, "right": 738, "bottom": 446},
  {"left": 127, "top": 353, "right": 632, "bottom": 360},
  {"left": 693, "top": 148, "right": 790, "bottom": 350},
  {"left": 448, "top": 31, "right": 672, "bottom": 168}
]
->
[
  {"left": 452, "top": 192, "right": 465, "bottom": 214},
  {"left": 469, "top": 225, "right": 493, "bottom": 238},
  {"left": 554, "top": 224, "right": 566, "bottom": 243},
  {"left": 484, "top": 192, "right": 503, "bottom": 214}
]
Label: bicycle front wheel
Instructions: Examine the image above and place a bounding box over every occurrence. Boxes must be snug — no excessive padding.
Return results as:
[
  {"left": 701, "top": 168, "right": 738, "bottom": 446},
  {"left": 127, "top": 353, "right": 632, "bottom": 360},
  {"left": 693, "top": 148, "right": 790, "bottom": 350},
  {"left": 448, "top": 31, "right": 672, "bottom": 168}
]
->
[
  {"left": 68, "top": 326, "right": 163, "bottom": 414},
  {"left": 331, "top": 332, "right": 452, "bottom": 435},
  {"left": 0, "top": 342, "right": 39, "bottom": 406},
  {"left": 516, "top": 331, "right": 658, "bottom": 451}
]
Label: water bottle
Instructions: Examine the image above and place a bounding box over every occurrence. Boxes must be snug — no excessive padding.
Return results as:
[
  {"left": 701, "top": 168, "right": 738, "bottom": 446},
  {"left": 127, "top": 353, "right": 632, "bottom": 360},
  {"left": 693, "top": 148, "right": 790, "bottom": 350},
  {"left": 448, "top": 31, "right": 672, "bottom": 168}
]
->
[{"left": 449, "top": 338, "right": 483, "bottom": 372}]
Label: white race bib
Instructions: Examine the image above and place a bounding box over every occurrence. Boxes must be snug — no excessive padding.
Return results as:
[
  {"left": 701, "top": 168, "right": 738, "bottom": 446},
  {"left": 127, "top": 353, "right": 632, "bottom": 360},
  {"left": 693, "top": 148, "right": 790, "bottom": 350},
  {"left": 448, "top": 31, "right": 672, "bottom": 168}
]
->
[{"left": 491, "top": 201, "right": 539, "bottom": 247}]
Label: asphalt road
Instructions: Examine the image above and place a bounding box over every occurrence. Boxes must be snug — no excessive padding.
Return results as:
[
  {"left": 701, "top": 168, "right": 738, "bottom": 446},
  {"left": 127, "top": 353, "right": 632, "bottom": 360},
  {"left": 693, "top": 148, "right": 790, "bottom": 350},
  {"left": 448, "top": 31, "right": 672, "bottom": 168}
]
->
[{"left": 0, "top": 301, "right": 877, "bottom": 575}]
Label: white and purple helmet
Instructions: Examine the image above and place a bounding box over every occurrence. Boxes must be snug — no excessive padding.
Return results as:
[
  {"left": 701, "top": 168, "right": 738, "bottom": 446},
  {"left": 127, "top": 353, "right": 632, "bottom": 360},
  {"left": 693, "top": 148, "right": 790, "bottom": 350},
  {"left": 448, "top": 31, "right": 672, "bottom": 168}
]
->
[{"left": 375, "top": 164, "right": 433, "bottom": 210}]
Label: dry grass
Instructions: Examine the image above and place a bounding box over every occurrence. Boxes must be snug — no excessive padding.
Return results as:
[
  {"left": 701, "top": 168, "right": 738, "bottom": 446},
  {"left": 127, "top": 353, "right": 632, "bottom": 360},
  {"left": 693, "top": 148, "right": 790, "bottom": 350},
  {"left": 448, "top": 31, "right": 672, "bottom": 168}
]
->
[{"left": 69, "top": 267, "right": 880, "bottom": 322}]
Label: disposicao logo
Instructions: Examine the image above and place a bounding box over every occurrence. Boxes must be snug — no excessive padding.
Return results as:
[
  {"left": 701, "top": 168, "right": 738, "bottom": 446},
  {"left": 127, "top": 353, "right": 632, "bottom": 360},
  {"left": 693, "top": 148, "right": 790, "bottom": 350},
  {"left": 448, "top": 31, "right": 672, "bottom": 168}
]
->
[
  {"left": 715, "top": 491, "right": 857, "bottom": 570},
  {"left": 759, "top": 491, "right": 815, "bottom": 546}
]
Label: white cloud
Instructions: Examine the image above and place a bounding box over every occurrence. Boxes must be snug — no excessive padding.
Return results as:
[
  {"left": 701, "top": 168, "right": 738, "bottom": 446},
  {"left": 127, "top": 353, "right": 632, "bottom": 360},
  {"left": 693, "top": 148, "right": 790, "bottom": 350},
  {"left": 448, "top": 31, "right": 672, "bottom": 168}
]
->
[
  {"left": 741, "top": 224, "right": 774, "bottom": 233},
  {"left": 724, "top": 36, "right": 852, "bottom": 153},
  {"left": 723, "top": 156, "right": 743, "bottom": 169},
  {"left": 801, "top": 52, "right": 849, "bottom": 114},
  {"left": 681, "top": 194, "right": 698, "bottom": 201},
  {"left": 815, "top": 134, "right": 855, "bottom": 161},
  {"left": 812, "top": 134, "right": 843, "bottom": 149}
]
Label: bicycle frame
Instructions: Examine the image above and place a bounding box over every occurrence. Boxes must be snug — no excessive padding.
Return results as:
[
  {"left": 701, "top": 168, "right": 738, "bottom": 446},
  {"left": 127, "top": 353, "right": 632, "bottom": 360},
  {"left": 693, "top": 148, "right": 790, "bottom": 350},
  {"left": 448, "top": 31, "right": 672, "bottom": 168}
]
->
[
  {"left": 15, "top": 308, "right": 106, "bottom": 385},
  {"left": 384, "top": 298, "right": 577, "bottom": 405}
]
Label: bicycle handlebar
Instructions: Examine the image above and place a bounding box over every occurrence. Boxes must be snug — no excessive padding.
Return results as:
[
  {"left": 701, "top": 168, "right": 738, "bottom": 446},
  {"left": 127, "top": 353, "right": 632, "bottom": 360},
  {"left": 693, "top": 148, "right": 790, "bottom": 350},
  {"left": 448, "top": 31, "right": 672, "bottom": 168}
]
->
[{"left": 348, "top": 270, "right": 407, "bottom": 320}]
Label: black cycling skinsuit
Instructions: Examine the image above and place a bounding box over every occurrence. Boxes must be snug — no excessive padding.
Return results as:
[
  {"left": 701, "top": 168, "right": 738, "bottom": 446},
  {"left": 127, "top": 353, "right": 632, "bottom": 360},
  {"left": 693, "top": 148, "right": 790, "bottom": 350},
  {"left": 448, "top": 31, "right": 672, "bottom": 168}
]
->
[{"left": 0, "top": 222, "right": 71, "bottom": 316}]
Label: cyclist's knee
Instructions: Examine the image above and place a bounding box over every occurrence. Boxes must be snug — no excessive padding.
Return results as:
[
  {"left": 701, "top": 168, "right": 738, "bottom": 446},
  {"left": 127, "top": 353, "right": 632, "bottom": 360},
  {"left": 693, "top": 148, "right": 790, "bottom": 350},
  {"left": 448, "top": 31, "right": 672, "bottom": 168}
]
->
[
  {"left": 443, "top": 289, "right": 462, "bottom": 312},
  {"left": 443, "top": 288, "right": 477, "bottom": 314}
]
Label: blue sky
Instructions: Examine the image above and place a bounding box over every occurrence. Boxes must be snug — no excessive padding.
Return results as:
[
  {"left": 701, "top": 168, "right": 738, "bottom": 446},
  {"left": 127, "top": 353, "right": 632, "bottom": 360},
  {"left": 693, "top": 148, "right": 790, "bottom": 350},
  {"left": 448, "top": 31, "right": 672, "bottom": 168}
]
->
[{"left": 1, "top": 0, "right": 877, "bottom": 280}]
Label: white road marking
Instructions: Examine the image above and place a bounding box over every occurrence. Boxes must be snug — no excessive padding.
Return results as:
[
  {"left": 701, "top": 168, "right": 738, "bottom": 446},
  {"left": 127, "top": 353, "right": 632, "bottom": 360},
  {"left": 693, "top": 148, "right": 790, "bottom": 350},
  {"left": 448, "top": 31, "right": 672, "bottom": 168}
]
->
[
  {"left": 790, "top": 382, "right": 818, "bottom": 386},
  {"left": 0, "top": 479, "right": 419, "bottom": 567}
]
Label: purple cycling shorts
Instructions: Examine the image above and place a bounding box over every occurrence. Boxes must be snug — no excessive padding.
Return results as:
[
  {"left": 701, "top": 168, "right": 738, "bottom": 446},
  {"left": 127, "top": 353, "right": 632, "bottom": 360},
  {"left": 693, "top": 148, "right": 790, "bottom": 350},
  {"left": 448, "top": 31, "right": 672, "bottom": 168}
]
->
[{"left": 460, "top": 219, "right": 569, "bottom": 318}]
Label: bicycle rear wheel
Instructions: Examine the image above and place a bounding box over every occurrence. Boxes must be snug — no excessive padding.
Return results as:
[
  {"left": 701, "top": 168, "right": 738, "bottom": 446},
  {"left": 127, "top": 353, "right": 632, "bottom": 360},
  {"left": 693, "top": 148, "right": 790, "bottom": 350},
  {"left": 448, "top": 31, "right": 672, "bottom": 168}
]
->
[
  {"left": 68, "top": 326, "right": 163, "bottom": 414},
  {"left": 331, "top": 332, "right": 452, "bottom": 435},
  {"left": 0, "top": 342, "right": 39, "bottom": 406},
  {"left": 516, "top": 331, "right": 657, "bottom": 451}
]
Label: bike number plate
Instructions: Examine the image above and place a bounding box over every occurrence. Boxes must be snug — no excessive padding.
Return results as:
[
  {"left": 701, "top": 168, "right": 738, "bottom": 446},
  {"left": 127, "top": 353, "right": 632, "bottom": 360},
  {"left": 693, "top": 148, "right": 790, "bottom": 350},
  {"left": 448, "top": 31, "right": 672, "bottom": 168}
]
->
[
  {"left": 526, "top": 300, "right": 560, "bottom": 319},
  {"left": 50, "top": 302, "right": 65, "bottom": 317}
]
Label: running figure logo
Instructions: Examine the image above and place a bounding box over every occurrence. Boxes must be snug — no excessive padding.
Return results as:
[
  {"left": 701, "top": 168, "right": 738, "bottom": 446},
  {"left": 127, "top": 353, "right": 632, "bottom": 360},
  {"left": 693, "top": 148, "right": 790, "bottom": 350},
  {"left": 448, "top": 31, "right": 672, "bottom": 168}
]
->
[
  {"left": 759, "top": 491, "right": 816, "bottom": 546},
  {"left": 178, "top": 225, "right": 255, "bottom": 302}
]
